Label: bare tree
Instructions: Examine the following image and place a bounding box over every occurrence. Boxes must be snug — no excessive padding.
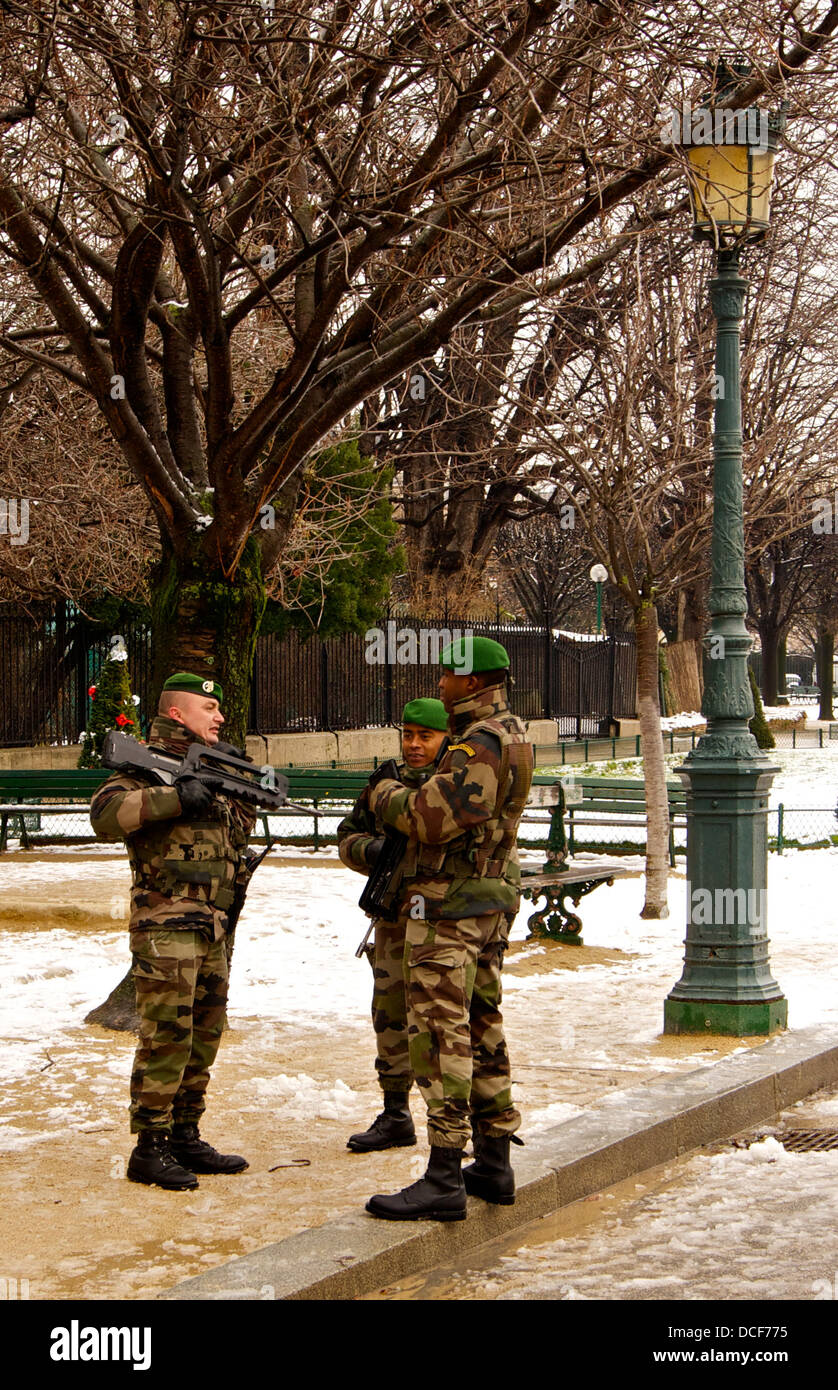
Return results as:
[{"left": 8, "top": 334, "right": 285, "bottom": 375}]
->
[
  {"left": 480, "top": 126, "right": 838, "bottom": 915},
  {"left": 0, "top": 372, "right": 156, "bottom": 607},
  {"left": 496, "top": 511, "right": 599, "bottom": 629},
  {"left": 3, "top": 1, "right": 835, "bottom": 737},
  {"left": 795, "top": 535, "right": 838, "bottom": 718}
]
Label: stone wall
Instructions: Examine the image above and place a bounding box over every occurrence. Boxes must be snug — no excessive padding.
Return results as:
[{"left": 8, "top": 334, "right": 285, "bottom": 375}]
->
[{"left": 0, "top": 719, "right": 564, "bottom": 769}]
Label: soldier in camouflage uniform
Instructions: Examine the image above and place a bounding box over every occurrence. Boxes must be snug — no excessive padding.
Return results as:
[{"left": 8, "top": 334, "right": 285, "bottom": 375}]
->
[
  {"left": 338, "top": 698, "right": 448, "bottom": 1153},
  {"left": 364, "top": 637, "right": 534, "bottom": 1222},
  {"left": 90, "top": 672, "right": 255, "bottom": 1191}
]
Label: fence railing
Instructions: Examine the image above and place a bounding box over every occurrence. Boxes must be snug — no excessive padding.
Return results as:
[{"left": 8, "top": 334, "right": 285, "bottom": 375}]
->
[
  {"left": 0, "top": 604, "right": 637, "bottom": 745},
  {"left": 3, "top": 803, "right": 835, "bottom": 854}
]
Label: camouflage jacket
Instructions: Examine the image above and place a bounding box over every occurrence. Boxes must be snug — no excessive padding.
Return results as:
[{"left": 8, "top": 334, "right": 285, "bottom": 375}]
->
[
  {"left": 337, "top": 763, "right": 431, "bottom": 876},
  {"left": 366, "top": 686, "right": 533, "bottom": 920},
  {"left": 89, "top": 715, "right": 256, "bottom": 938}
]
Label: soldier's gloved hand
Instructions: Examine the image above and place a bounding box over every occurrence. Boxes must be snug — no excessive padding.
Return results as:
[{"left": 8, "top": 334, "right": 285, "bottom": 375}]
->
[
  {"left": 213, "top": 740, "right": 251, "bottom": 762},
  {"left": 367, "top": 758, "right": 400, "bottom": 789},
  {"left": 364, "top": 837, "right": 386, "bottom": 867},
  {"left": 176, "top": 775, "right": 214, "bottom": 818}
]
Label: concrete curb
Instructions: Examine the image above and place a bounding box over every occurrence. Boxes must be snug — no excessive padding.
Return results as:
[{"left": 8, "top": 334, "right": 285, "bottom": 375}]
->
[{"left": 162, "top": 1025, "right": 838, "bottom": 1302}]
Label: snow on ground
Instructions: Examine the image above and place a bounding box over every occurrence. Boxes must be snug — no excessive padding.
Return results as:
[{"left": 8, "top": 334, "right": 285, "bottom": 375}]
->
[
  {"left": 438, "top": 1130, "right": 838, "bottom": 1302},
  {"left": 0, "top": 744, "right": 836, "bottom": 1157},
  {"left": 3, "top": 744, "right": 835, "bottom": 1298},
  {"left": 242, "top": 1072, "right": 360, "bottom": 1123},
  {"left": 2, "top": 833, "right": 837, "bottom": 1154},
  {"left": 662, "top": 705, "right": 816, "bottom": 731},
  {"left": 542, "top": 740, "right": 838, "bottom": 810}
]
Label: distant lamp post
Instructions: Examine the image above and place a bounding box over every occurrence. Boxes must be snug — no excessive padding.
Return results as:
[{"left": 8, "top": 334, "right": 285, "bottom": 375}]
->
[
  {"left": 664, "top": 62, "right": 788, "bottom": 1035},
  {"left": 589, "top": 563, "right": 608, "bottom": 635}
]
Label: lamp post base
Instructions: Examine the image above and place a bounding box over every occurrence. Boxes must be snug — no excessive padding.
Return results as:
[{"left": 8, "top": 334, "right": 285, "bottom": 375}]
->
[{"left": 663, "top": 996, "right": 788, "bottom": 1036}]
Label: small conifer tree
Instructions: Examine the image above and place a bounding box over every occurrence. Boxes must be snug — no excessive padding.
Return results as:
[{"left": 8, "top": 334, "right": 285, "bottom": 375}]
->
[
  {"left": 748, "top": 663, "right": 775, "bottom": 749},
  {"left": 78, "top": 635, "right": 141, "bottom": 768}
]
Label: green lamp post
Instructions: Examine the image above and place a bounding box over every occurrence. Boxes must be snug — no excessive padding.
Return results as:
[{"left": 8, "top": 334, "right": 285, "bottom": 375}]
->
[
  {"left": 590, "top": 563, "right": 608, "bottom": 635},
  {"left": 664, "top": 65, "right": 788, "bottom": 1035}
]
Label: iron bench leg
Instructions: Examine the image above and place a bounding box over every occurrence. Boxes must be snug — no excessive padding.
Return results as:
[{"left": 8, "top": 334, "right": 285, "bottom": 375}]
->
[{"left": 522, "top": 875, "right": 617, "bottom": 946}]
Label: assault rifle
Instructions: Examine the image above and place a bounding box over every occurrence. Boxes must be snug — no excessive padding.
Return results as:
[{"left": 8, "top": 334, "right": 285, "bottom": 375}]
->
[
  {"left": 355, "top": 738, "right": 449, "bottom": 946},
  {"left": 101, "top": 728, "right": 302, "bottom": 813},
  {"left": 357, "top": 826, "right": 409, "bottom": 930}
]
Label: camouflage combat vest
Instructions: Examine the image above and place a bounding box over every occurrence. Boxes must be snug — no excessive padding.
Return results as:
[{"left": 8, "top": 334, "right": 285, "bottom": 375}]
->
[
  {"left": 124, "top": 716, "right": 249, "bottom": 916},
  {"left": 403, "top": 686, "right": 534, "bottom": 920}
]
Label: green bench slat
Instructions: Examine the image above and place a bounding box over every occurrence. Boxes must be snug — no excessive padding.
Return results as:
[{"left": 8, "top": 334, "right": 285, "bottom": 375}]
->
[{"left": 0, "top": 769, "right": 688, "bottom": 809}]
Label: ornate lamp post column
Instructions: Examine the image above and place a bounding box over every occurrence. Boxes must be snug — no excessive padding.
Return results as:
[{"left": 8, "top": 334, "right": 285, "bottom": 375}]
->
[{"left": 664, "top": 66, "right": 788, "bottom": 1035}]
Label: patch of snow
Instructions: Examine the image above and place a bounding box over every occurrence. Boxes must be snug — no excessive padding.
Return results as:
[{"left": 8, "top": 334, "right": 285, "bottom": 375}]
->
[{"left": 245, "top": 1072, "right": 359, "bottom": 1122}]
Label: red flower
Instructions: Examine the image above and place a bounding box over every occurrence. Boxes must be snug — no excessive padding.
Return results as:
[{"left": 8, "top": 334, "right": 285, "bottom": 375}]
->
[
  {"left": 115, "top": 713, "right": 134, "bottom": 727},
  {"left": 88, "top": 685, "right": 97, "bottom": 698}
]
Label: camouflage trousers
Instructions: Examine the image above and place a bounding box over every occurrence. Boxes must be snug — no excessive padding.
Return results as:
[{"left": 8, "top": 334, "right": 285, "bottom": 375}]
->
[
  {"left": 129, "top": 927, "right": 229, "bottom": 1133},
  {"left": 404, "top": 911, "right": 521, "bottom": 1150},
  {"left": 365, "top": 918, "right": 413, "bottom": 1094}
]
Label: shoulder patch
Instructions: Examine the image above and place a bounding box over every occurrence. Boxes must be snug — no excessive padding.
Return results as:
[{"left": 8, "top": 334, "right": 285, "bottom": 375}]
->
[
  {"left": 447, "top": 742, "right": 477, "bottom": 756},
  {"left": 468, "top": 728, "right": 503, "bottom": 754}
]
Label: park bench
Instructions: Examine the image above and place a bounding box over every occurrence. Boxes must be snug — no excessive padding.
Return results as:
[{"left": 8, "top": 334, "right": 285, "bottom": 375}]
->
[
  {"left": 0, "top": 765, "right": 683, "bottom": 856},
  {"left": 0, "top": 763, "right": 637, "bottom": 946},
  {"left": 0, "top": 762, "right": 662, "bottom": 948},
  {"left": 516, "top": 774, "right": 689, "bottom": 942},
  {"left": 563, "top": 776, "right": 687, "bottom": 866},
  {"left": 0, "top": 769, "right": 109, "bottom": 850},
  {"left": 0, "top": 765, "right": 367, "bottom": 851},
  {"left": 520, "top": 776, "right": 639, "bottom": 944},
  {"left": 0, "top": 765, "right": 386, "bottom": 851}
]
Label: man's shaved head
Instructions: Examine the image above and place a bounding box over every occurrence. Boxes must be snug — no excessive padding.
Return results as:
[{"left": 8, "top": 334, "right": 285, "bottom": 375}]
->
[{"left": 158, "top": 689, "right": 224, "bottom": 743}]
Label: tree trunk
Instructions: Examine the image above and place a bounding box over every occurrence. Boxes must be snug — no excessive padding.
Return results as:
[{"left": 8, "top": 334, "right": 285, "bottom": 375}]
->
[
  {"left": 676, "top": 584, "right": 706, "bottom": 702},
  {"left": 758, "top": 623, "right": 780, "bottom": 706},
  {"left": 777, "top": 634, "right": 788, "bottom": 699},
  {"left": 84, "top": 966, "right": 139, "bottom": 1033},
  {"left": 817, "top": 626, "right": 835, "bottom": 721},
  {"left": 150, "top": 535, "right": 267, "bottom": 746},
  {"left": 635, "top": 598, "right": 670, "bottom": 919},
  {"left": 85, "top": 942, "right": 235, "bottom": 1033}
]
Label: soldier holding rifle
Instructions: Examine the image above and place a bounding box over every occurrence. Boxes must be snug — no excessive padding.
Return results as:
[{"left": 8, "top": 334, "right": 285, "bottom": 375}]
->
[
  {"left": 362, "top": 638, "right": 534, "bottom": 1223},
  {"left": 338, "top": 698, "right": 449, "bottom": 1153},
  {"left": 90, "top": 672, "right": 262, "bottom": 1191}
]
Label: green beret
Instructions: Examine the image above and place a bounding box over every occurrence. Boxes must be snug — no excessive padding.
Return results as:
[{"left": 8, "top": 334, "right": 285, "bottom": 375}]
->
[
  {"left": 402, "top": 697, "right": 448, "bottom": 732},
  {"left": 162, "top": 671, "right": 223, "bottom": 704},
  {"left": 439, "top": 636, "right": 510, "bottom": 674}
]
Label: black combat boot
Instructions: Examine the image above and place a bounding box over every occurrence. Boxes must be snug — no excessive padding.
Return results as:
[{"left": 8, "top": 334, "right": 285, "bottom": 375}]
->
[
  {"left": 346, "top": 1091, "right": 416, "bottom": 1153},
  {"left": 126, "top": 1131, "right": 199, "bottom": 1191},
  {"left": 463, "top": 1132, "right": 519, "bottom": 1205},
  {"left": 365, "top": 1145, "right": 466, "bottom": 1221},
  {"left": 169, "top": 1123, "right": 248, "bottom": 1175}
]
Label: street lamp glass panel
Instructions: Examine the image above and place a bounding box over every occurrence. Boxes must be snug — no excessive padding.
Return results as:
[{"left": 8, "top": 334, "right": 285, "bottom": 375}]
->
[
  {"left": 749, "top": 148, "right": 777, "bottom": 226},
  {"left": 687, "top": 140, "right": 777, "bottom": 241}
]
